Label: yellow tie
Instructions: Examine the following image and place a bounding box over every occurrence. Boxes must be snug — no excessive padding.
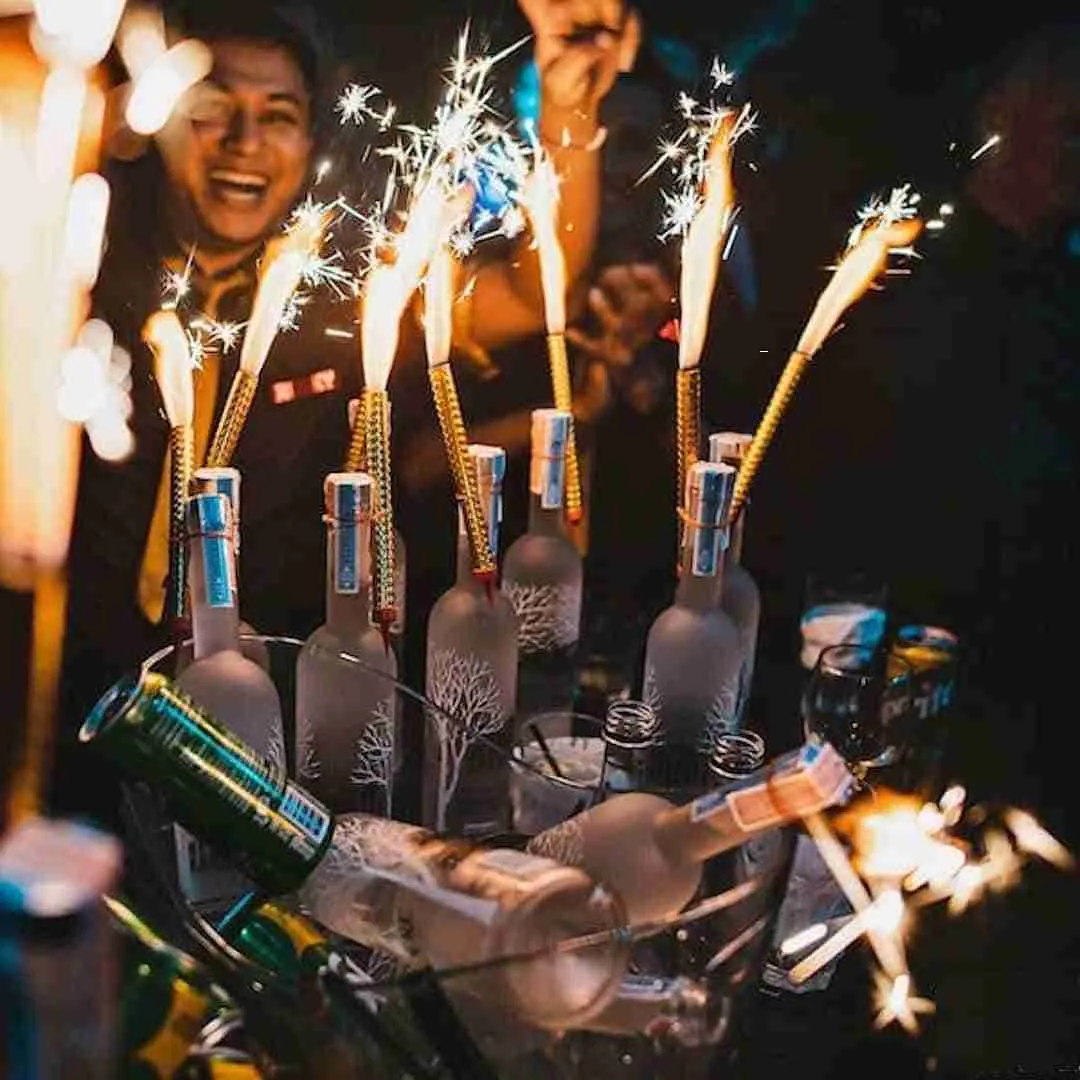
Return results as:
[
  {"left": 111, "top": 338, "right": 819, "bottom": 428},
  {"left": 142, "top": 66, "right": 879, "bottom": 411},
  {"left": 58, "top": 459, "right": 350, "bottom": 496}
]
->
[{"left": 137, "top": 265, "right": 248, "bottom": 623}]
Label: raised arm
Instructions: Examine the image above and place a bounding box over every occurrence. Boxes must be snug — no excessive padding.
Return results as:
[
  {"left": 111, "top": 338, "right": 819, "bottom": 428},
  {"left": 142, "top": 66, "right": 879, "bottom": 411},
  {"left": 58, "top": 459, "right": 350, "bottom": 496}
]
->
[{"left": 465, "top": 0, "right": 640, "bottom": 352}]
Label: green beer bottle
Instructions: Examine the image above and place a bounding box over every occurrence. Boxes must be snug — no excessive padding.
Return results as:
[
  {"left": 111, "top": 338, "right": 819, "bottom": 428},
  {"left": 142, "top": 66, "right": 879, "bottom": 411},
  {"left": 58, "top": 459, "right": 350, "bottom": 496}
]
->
[{"left": 106, "top": 896, "right": 236, "bottom": 1080}]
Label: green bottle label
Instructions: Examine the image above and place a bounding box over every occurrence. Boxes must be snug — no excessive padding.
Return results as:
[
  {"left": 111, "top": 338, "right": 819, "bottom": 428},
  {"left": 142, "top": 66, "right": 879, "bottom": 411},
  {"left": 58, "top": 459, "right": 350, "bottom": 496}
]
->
[{"left": 81, "top": 673, "right": 334, "bottom": 895}]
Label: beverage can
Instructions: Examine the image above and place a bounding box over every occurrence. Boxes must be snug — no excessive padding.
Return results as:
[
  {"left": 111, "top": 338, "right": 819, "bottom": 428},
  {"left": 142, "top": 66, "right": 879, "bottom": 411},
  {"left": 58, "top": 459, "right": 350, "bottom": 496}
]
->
[{"left": 80, "top": 672, "right": 335, "bottom": 895}]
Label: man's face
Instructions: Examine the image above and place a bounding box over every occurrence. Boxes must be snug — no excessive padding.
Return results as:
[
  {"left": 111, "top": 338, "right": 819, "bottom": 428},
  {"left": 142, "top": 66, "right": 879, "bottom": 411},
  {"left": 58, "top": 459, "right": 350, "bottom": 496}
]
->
[{"left": 165, "top": 38, "right": 313, "bottom": 249}]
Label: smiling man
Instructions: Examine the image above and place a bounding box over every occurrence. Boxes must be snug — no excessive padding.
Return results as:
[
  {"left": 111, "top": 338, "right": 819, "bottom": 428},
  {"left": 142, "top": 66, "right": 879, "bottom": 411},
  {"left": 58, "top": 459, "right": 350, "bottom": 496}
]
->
[{"left": 55, "top": 0, "right": 639, "bottom": 826}]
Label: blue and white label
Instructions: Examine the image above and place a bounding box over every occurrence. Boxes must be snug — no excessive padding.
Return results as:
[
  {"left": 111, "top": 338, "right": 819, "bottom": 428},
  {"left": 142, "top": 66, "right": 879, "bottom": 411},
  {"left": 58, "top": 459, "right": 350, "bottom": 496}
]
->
[
  {"left": 201, "top": 534, "right": 235, "bottom": 608},
  {"left": 278, "top": 782, "right": 333, "bottom": 855}
]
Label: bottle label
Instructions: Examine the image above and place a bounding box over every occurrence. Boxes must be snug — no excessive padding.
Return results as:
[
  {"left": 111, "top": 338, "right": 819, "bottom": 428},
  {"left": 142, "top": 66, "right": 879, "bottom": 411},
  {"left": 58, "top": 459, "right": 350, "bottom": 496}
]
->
[
  {"left": 333, "top": 523, "right": 362, "bottom": 595},
  {"left": 201, "top": 534, "right": 236, "bottom": 608},
  {"left": 690, "top": 523, "right": 722, "bottom": 577},
  {"left": 278, "top": 782, "right": 334, "bottom": 853},
  {"left": 529, "top": 442, "right": 566, "bottom": 510}
]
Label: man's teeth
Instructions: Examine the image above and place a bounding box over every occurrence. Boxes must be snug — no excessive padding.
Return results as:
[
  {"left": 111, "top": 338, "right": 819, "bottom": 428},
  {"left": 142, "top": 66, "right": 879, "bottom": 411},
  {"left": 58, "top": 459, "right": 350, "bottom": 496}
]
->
[{"left": 209, "top": 170, "right": 268, "bottom": 193}]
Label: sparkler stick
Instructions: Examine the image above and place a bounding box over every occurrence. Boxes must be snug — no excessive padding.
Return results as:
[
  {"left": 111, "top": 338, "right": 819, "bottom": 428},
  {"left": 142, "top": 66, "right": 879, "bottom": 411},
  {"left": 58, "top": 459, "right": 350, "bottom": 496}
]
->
[
  {"left": 521, "top": 149, "right": 583, "bottom": 525},
  {"left": 1, "top": 1, "right": 121, "bottom": 828},
  {"left": 343, "top": 392, "right": 367, "bottom": 471},
  {"left": 425, "top": 241, "right": 495, "bottom": 584},
  {"left": 359, "top": 265, "right": 401, "bottom": 642},
  {"left": 144, "top": 310, "right": 194, "bottom": 629},
  {"left": 206, "top": 204, "right": 327, "bottom": 467},
  {"left": 675, "top": 110, "right": 739, "bottom": 507},
  {"left": 729, "top": 189, "right": 923, "bottom": 521}
]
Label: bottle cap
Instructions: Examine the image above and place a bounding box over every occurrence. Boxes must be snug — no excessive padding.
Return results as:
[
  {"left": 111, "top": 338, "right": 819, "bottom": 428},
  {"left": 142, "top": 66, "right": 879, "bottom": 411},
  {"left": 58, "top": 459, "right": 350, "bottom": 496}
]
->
[
  {"left": 685, "top": 461, "right": 736, "bottom": 528},
  {"left": 708, "top": 432, "right": 752, "bottom": 466},
  {"left": 323, "top": 471, "right": 372, "bottom": 523},
  {"left": 191, "top": 466, "right": 241, "bottom": 511},
  {"left": 603, "top": 699, "right": 660, "bottom": 748},
  {"left": 467, "top": 444, "right": 506, "bottom": 554},
  {"left": 530, "top": 409, "right": 570, "bottom": 509},
  {"left": 186, "top": 491, "right": 232, "bottom": 539}
]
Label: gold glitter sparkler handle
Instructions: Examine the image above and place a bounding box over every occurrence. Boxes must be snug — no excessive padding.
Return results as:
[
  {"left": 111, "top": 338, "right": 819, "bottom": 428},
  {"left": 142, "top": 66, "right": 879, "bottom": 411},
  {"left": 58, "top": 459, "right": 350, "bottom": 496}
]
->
[
  {"left": 343, "top": 393, "right": 367, "bottom": 472},
  {"left": 166, "top": 424, "right": 194, "bottom": 627},
  {"left": 364, "top": 387, "right": 396, "bottom": 629},
  {"left": 675, "top": 366, "right": 702, "bottom": 511},
  {"left": 546, "top": 333, "right": 583, "bottom": 524},
  {"left": 429, "top": 363, "right": 495, "bottom": 580},
  {"left": 730, "top": 349, "right": 812, "bottom": 522},
  {"left": 206, "top": 369, "right": 259, "bottom": 468}
]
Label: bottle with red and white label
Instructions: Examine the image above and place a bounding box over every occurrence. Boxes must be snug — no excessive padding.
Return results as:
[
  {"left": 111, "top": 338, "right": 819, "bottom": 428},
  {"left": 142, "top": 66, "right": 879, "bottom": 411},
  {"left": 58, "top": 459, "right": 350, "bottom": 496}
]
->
[
  {"left": 502, "top": 408, "right": 583, "bottom": 722},
  {"left": 639, "top": 461, "right": 743, "bottom": 794}
]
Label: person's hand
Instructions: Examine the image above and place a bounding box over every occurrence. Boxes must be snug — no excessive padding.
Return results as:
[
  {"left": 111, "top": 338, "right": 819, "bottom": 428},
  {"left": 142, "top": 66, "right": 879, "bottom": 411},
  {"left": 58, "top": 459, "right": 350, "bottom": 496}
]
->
[
  {"left": 568, "top": 261, "right": 675, "bottom": 419},
  {"left": 567, "top": 262, "right": 675, "bottom": 368},
  {"left": 518, "top": 0, "right": 641, "bottom": 128}
]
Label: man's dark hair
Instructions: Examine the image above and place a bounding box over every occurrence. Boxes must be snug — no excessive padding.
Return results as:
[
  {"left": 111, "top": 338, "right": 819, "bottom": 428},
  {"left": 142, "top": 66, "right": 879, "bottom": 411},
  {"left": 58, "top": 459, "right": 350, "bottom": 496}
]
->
[{"left": 166, "top": 0, "right": 326, "bottom": 104}]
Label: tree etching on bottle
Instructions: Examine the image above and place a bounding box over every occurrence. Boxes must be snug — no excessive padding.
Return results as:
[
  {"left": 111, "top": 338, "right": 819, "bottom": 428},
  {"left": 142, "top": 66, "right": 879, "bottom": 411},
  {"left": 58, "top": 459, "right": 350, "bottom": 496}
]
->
[
  {"left": 305, "top": 815, "right": 437, "bottom": 964},
  {"left": 295, "top": 718, "right": 321, "bottom": 786},
  {"left": 266, "top": 722, "right": 287, "bottom": 775},
  {"left": 700, "top": 679, "right": 740, "bottom": 751},
  {"left": 427, "top": 647, "right": 508, "bottom": 831},
  {"left": 643, "top": 662, "right": 663, "bottom": 718},
  {"left": 526, "top": 815, "right": 585, "bottom": 867},
  {"left": 350, "top": 696, "right": 396, "bottom": 815},
  {"left": 504, "top": 582, "right": 582, "bottom": 653}
]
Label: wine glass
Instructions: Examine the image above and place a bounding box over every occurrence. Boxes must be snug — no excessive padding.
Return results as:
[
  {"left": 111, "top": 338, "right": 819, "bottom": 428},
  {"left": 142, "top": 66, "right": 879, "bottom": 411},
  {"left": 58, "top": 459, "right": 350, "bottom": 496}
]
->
[{"left": 801, "top": 643, "right": 913, "bottom": 781}]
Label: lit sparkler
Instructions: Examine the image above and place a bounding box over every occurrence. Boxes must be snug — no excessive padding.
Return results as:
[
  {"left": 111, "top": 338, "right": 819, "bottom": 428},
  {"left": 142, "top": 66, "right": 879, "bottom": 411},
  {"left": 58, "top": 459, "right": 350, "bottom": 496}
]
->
[
  {"left": 786, "top": 785, "right": 1072, "bottom": 1033},
  {"left": 519, "top": 146, "right": 584, "bottom": 525},
  {"left": 728, "top": 185, "right": 923, "bottom": 522},
  {"left": 0, "top": 0, "right": 122, "bottom": 825},
  {"left": 143, "top": 309, "right": 194, "bottom": 628},
  {"left": 336, "top": 83, "right": 395, "bottom": 130},
  {"left": 205, "top": 199, "right": 330, "bottom": 467},
  {"left": 424, "top": 192, "right": 495, "bottom": 586}
]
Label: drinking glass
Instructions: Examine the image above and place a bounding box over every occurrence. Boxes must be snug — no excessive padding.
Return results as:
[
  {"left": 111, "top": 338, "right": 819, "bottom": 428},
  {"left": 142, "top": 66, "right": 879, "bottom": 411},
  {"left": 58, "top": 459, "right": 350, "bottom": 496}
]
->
[{"left": 801, "top": 644, "right": 913, "bottom": 779}]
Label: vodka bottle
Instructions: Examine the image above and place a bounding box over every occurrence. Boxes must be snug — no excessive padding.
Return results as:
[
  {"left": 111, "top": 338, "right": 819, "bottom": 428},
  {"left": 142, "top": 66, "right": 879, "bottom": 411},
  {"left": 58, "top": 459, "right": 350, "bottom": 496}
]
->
[
  {"left": 80, "top": 673, "right": 630, "bottom": 1031},
  {"left": 641, "top": 462, "right": 743, "bottom": 793},
  {"left": 502, "top": 408, "right": 583, "bottom": 719},
  {"left": 708, "top": 433, "right": 761, "bottom": 728},
  {"left": 424, "top": 444, "right": 519, "bottom": 838},
  {"left": 600, "top": 699, "right": 660, "bottom": 797},
  {"left": 189, "top": 466, "right": 270, "bottom": 672},
  {"left": 528, "top": 740, "right": 852, "bottom": 923},
  {"left": 295, "top": 473, "right": 397, "bottom": 816},
  {"left": 174, "top": 491, "right": 285, "bottom": 906}
]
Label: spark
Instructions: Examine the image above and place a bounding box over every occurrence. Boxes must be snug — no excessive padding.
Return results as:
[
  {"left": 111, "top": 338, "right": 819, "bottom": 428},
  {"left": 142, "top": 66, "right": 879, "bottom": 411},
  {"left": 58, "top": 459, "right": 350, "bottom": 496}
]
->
[
  {"left": 336, "top": 83, "right": 395, "bottom": 129},
  {"left": 279, "top": 291, "right": 309, "bottom": 333},
  {"left": 848, "top": 184, "right": 921, "bottom": 250},
  {"left": 161, "top": 247, "right": 196, "bottom": 310},
  {"left": 190, "top": 316, "right": 244, "bottom": 354},
  {"left": 873, "top": 972, "right": 935, "bottom": 1035},
  {"left": 639, "top": 60, "right": 756, "bottom": 243},
  {"left": 315, "top": 158, "right": 332, "bottom": 184},
  {"left": 324, "top": 326, "right": 353, "bottom": 340},
  {"left": 969, "top": 132, "right": 1002, "bottom": 161}
]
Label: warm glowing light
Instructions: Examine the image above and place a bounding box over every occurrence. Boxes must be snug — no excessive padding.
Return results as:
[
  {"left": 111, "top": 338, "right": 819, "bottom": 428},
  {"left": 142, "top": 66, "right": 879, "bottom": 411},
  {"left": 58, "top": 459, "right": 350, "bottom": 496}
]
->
[
  {"left": 1004, "top": 808, "right": 1075, "bottom": 871},
  {"left": 143, "top": 310, "right": 194, "bottom": 428},
  {"left": 873, "top": 971, "right": 935, "bottom": 1034},
  {"left": 359, "top": 264, "right": 404, "bottom": 391},
  {"left": 424, "top": 245, "right": 455, "bottom": 369},
  {"left": 519, "top": 147, "right": 565, "bottom": 334},
  {"left": 33, "top": 0, "right": 125, "bottom": 68},
  {"left": 56, "top": 345, "right": 107, "bottom": 422},
  {"left": 63, "top": 171, "right": 110, "bottom": 287},
  {"left": 969, "top": 133, "right": 1001, "bottom": 161},
  {"left": 125, "top": 39, "right": 213, "bottom": 135},
  {"left": 779, "top": 921, "right": 828, "bottom": 956}
]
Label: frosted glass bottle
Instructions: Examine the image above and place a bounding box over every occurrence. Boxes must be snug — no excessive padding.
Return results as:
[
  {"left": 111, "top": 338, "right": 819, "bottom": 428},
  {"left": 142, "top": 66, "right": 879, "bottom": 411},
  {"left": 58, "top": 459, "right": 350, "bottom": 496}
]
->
[
  {"left": 189, "top": 467, "right": 270, "bottom": 672},
  {"left": 528, "top": 741, "right": 851, "bottom": 923},
  {"left": 295, "top": 472, "right": 397, "bottom": 816},
  {"left": 641, "top": 462, "right": 742, "bottom": 794},
  {"left": 424, "top": 445, "right": 519, "bottom": 837},
  {"left": 300, "top": 813, "right": 628, "bottom": 1030},
  {"left": 174, "top": 491, "right": 285, "bottom": 905},
  {"left": 502, "top": 408, "right": 583, "bottom": 720},
  {"left": 708, "top": 433, "right": 761, "bottom": 729}
]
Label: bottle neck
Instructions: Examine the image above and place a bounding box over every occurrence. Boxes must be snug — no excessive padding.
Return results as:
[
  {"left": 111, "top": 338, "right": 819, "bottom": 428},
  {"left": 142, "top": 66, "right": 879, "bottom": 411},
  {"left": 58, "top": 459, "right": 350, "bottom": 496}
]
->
[
  {"left": 527, "top": 491, "right": 564, "bottom": 537},
  {"left": 324, "top": 523, "right": 372, "bottom": 638},
  {"left": 676, "top": 521, "right": 724, "bottom": 612},
  {"left": 188, "top": 531, "right": 240, "bottom": 659}
]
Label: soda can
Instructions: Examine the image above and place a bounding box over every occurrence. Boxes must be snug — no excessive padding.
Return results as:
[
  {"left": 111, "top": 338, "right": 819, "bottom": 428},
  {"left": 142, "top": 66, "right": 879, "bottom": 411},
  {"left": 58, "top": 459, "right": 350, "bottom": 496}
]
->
[{"left": 80, "top": 671, "right": 334, "bottom": 896}]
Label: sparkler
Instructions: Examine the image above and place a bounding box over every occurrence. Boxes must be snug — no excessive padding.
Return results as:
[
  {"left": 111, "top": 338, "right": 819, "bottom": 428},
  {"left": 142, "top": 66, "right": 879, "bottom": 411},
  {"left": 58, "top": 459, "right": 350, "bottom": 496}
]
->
[
  {"left": 205, "top": 200, "right": 329, "bottom": 467},
  {"left": 0, "top": 0, "right": 121, "bottom": 827},
  {"left": 425, "top": 222, "right": 495, "bottom": 586},
  {"left": 784, "top": 785, "right": 1072, "bottom": 1033},
  {"left": 143, "top": 309, "right": 194, "bottom": 629},
  {"left": 519, "top": 147, "right": 584, "bottom": 525},
  {"left": 728, "top": 186, "right": 923, "bottom": 522}
]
